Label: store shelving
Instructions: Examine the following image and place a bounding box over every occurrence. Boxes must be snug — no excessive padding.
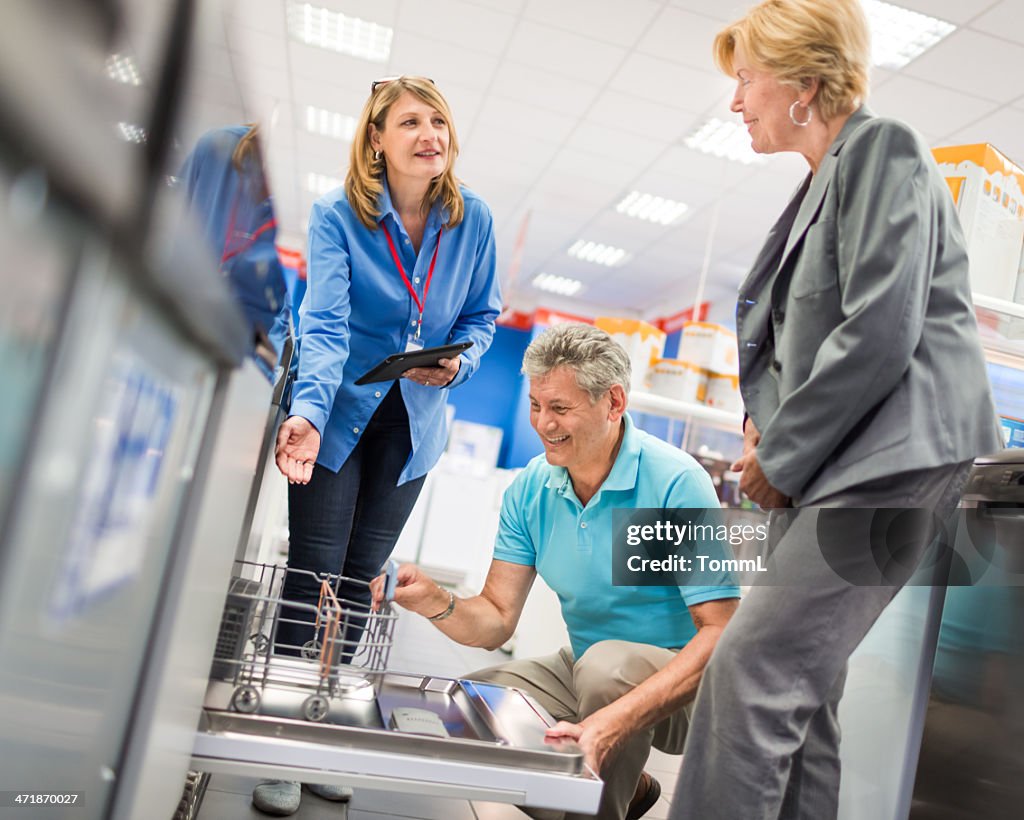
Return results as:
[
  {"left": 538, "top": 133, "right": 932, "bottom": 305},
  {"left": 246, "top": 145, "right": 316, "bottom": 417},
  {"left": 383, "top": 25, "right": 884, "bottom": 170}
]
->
[
  {"left": 630, "top": 292, "right": 1021, "bottom": 434},
  {"left": 974, "top": 292, "right": 1024, "bottom": 369},
  {"left": 630, "top": 390, "right": 743, "bottom": 432}
]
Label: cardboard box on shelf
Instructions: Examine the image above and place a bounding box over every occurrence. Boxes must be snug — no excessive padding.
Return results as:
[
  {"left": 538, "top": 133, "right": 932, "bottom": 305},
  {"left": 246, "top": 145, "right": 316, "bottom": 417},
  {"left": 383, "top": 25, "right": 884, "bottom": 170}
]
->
[
  {"left": 677, "top": 322, "right": 739, "bottom": 376},
  {"left": 595, "top": 317, "right": 666, "bottom": 391},
  {"left": 705, "top": 372, "right": 742, "bottom": 414},
  {"left": 649, "top": 358, "right": 708, "bottom": 404},
  {"left": 933, "top": 143, "right": 1024, "bottom": 303}
]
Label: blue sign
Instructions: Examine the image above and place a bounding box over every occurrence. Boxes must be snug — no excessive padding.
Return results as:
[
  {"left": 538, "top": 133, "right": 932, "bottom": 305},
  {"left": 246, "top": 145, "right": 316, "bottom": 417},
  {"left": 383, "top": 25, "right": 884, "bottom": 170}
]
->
[{"left": 999, "top": 416, "right": 1024, "bottom": 449}]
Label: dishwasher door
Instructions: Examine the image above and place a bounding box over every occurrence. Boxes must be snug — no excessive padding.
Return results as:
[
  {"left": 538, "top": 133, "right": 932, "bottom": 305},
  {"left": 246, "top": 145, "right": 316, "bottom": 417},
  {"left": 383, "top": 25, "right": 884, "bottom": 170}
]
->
[{"left": 191, "top": 669, "right": 602, "bottom": 813}]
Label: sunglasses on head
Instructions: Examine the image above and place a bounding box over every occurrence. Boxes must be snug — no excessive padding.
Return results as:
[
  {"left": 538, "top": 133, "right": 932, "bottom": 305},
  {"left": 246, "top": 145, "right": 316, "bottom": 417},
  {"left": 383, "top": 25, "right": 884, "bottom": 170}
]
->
[{"left": 370, "top": 75, "right": 436, "bottom": 94}]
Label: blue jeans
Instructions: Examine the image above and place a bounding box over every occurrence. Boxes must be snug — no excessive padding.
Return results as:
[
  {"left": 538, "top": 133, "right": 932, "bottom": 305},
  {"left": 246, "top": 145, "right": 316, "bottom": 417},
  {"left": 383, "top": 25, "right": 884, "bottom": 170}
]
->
[{"left": 277, "top": 384, "right": 426, "bottom": 658}]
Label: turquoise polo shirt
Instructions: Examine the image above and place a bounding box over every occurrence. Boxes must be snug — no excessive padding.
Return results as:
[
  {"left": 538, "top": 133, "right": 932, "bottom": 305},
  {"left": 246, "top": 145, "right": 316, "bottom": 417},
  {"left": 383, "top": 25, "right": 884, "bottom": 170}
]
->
[{"left": 494, "top": 413, "right": 740, "bottom": 660}]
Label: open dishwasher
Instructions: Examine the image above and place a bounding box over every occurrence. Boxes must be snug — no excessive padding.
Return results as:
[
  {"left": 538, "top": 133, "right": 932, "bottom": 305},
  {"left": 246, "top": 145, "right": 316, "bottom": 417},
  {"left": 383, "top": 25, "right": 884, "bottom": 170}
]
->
[{"left": 187, "top": 556, "right": 603, "bottom": 817}]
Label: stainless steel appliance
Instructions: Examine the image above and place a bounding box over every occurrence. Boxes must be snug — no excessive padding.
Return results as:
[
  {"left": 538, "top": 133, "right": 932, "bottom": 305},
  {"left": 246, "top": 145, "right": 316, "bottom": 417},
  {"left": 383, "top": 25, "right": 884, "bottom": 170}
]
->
[{"left": 910, "top": 450, "right": 1024, "bottom": 819}]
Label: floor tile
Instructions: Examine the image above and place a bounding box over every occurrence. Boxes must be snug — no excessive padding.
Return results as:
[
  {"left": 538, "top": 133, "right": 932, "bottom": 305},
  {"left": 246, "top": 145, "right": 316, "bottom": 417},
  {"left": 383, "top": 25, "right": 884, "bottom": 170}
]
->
[
  {"left": 348, "top": 790, "right": 476, "bottom": 820},
  {"left": 199, "top": 785, "right": 349, "bottom": 819},
  {"left": 205, "top": 772, "right": 265, "bottom": 796},
  {"left": 648, "top": 794, "right": 674, "bottom": 819},
  {"left": 470, "top": 801, "right": 530, "bottom": 819}
]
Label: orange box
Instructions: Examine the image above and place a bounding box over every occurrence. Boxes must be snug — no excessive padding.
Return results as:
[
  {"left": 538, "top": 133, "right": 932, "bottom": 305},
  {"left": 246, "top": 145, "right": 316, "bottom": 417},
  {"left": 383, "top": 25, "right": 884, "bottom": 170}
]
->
[
  {"left": 705, "top": 373, "right": 742, "bottom": 414},
  {"left": 677, "top": 322, "right": 739, "bottom": 376},
  {"left": 649, "top": 358, "right": 708, "bottom": 404},
  {"left": 594, "top": 317, "right": 666, "bottom": 391}
]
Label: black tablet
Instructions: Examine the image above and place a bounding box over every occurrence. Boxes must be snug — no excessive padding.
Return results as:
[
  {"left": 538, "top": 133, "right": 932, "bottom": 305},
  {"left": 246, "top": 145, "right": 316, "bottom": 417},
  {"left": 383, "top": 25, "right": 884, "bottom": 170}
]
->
[{"left": 354, "top": 341, "right": 473, "bottom": 385}]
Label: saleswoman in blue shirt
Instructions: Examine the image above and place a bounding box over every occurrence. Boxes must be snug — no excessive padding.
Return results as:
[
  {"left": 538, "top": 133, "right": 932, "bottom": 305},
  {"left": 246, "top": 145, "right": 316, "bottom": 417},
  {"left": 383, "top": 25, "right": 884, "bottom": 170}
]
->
[{"left": 273, "top": 76, "right": 501, "bottom": 661}]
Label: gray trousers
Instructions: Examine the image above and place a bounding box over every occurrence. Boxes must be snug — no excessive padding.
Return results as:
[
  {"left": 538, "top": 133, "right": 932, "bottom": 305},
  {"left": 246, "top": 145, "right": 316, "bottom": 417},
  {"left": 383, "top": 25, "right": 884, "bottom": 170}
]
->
[
  {"left": 470, "top": 640, "right": 691, "bottom": 820},
  {"left": 669, "top": 461, "right": 972, "bottom": 820}
]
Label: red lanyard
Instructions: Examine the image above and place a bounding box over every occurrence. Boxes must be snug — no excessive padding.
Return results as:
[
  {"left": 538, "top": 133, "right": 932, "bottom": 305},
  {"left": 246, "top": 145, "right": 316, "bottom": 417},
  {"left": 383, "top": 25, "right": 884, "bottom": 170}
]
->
[
  {"left": 220, "top": 194, "right": 276, "bottom": 265},
  {"left": 381, "top": 223, "right": 442, "bottom": 338}
]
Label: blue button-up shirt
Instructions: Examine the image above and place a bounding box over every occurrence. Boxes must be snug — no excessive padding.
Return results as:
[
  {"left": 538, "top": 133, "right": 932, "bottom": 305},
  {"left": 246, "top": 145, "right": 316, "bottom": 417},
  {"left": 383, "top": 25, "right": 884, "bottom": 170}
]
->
[
  {"left": 289, "top": 180, "right": 501, "bottom": 482},
  {"left": 494, "top": 414, "right": 740, "bottom": 659}
]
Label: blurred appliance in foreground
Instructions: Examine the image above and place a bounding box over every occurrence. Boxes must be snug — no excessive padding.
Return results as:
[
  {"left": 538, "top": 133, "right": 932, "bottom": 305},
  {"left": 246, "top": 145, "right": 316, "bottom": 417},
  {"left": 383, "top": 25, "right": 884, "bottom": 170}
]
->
[{"left": 910, "top": 449, "right": 1024, "bottom": 819}]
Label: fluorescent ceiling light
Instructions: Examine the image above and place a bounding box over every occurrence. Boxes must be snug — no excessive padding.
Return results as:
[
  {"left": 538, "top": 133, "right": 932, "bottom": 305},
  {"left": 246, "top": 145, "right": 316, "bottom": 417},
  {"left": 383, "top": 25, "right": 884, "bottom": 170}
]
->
[
  {"left": 567, "top": 239, "right": 629, "bottom": 267},
  {"left": 117, "top": 122, "right": 147, "bottom": 144},
  {"left": 616, "top": 191, "right": 689, "bottom": 226},
  {"left": 532, "top": 272, "right": 583, "bottom": 297},
  {"left": 305, "top": 105, "right": 357, "bottom": 141},
  {"left": 684, "top": 118, "right": 764, "bottom": 165},
  {"left": 287, "top": 1, "right": 393, "bottom": 62},
  {"left": 106, "top": 53, "right": 142, "bottom": 86},
  {"left": 306, "top": 172, "right": 344, "bottom": 196},
  {"left": 864, "top": 0, "right": 955, "bottom": 69}
]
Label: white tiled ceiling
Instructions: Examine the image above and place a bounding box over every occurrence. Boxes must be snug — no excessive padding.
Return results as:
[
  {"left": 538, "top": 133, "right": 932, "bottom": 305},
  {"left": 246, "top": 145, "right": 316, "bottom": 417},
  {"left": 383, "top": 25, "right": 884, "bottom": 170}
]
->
[
  {"left": 224, "top": 0, "right": 1024, "bottom": 322},
  {"left": 902, "top": 28, "right": 1024, "bottom": 103}
]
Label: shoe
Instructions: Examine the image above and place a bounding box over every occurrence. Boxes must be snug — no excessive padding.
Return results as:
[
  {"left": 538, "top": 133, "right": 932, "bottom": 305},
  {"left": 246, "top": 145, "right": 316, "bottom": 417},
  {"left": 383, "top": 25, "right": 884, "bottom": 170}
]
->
[
  {"left": 306, "top": 782, "right": 354, "bottom": 802},
  {"left": 252, "top": 780, "right": 300, "bottom": 816},
  {"left": 625, "top": 771, "right": 661, "bottom": 820}
]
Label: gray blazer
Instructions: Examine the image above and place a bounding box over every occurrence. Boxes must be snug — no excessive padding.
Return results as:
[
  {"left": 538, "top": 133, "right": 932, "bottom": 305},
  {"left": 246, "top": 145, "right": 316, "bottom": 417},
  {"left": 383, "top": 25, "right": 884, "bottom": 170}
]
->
[{"left": 737, "top": 106, "right": 1002, "bottom": 505}]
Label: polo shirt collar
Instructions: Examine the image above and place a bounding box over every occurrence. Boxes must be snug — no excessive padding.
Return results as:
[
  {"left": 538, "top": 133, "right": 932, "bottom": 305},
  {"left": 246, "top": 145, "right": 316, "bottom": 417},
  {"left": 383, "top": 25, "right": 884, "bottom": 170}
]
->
[{"left": 544, "top": 412, "right": 642, "bottom": 495}]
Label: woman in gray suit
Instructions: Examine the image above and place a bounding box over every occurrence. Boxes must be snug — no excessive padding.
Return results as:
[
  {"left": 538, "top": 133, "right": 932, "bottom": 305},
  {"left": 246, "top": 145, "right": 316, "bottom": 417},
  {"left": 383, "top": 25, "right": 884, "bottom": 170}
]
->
[{"left": 669, "top": 1, "right": 1003, "bottom": 818}]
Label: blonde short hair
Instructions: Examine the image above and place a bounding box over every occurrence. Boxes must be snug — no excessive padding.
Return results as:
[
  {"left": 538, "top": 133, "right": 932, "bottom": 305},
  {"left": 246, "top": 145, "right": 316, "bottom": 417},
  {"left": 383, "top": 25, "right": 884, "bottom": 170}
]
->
[
  {"left": 713, "top": 0, "right": 870, "bottom": 121},
  {"left": 345, "top": 76, "right": 464, "bottom": 231}
]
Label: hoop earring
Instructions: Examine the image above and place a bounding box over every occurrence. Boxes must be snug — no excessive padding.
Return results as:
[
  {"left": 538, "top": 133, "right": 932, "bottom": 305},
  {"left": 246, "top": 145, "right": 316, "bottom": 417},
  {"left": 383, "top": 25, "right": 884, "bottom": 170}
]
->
[
  {"left": 789, "top": 100, "right": 812, "bottom": 127},
  {"left": 374, "top": 150, "right": 382, "bottom": 161}
]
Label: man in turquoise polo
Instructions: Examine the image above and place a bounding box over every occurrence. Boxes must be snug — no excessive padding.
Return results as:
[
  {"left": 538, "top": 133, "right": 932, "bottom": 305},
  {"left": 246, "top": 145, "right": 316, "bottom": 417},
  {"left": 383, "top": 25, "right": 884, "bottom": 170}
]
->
[{"left": 375, "top": 323, "right": 739, "bottom": 820}]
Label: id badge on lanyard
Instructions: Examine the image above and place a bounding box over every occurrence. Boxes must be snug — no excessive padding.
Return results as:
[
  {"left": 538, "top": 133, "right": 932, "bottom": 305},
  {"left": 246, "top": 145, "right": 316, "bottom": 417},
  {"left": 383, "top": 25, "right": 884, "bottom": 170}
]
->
[
  {"left": 382, "top": 223, "right": 442, "bottom": 355},
  {"left": 405, "top": 324, "right": 424, "bottom": 352}
]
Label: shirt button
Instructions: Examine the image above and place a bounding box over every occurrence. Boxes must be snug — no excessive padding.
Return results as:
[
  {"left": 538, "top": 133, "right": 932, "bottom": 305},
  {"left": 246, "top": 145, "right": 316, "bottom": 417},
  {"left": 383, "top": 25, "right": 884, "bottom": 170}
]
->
[
  {"left": 411, "top": 320, "right": 417, "bottom": 327},
  {"left": 414, "top": 277, "right": 420, "bottom": 283},
  {"left": 375, "top": 391, "right": 382, "bottom": 398},
  {"left": 353, "top": 427, "right": 360, "bottom": 434},
  {"left": 405, "top": 239, "right": 411, "bottom": 245},
  {"left": 580, "top": 522, "right": 588, "bottom": 529}
]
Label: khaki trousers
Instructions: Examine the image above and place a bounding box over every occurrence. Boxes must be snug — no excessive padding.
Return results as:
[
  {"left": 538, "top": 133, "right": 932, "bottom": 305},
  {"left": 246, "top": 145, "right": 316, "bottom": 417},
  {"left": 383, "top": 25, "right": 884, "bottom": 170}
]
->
[{"left": 469, "top": 639, "right": 692, "bottom": 820}]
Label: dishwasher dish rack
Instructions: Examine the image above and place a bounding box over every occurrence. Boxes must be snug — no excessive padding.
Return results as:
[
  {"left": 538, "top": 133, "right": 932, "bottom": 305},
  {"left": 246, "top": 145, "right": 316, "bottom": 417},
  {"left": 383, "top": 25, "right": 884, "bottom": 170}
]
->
[
  {"left": 209, "top": 559, "right": 400, "bottom": 723},
  {"left": 193, "top": 560, "right": 603, "bottom": 816}
]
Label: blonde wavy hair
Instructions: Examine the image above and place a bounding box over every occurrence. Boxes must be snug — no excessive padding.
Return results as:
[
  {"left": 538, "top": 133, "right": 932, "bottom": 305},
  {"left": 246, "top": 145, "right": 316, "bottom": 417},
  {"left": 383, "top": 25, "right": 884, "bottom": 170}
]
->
[
  {"left": 345, "top": 76, "right": 464, "bottom": 230},
  {"left": 713, "top": 0, "right": 870, "bottom": 121}
]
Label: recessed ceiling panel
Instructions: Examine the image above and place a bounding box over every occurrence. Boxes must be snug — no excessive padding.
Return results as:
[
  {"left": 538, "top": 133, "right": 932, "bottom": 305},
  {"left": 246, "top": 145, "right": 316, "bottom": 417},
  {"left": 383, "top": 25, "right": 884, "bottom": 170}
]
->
[
  {"left": 523, "top": 0, "right": 662, "bottom": 47},
  {"left": 505, "top": 20, "right": 627, "bottom": 84},
  {"left": 396, "top": 0, "right": 517, "bottom": 55},
  {"left": 903, "top": 29, "right": 1024, "bottom": 104}
]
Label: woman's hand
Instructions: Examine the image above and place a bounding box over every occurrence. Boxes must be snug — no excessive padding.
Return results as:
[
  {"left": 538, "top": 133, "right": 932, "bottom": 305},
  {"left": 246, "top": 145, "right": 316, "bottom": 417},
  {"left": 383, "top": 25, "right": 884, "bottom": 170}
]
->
[
  {"left": 730, "top": 418, "right": 789, "bottom": 508},
  {"left": 402, "top": 356, "right": 461, "bottom": 388},
  {"left": 738, "top": 416, "right": 761, "bottom": 457},
  {"left": 275, "top": 416, "right": 321, "bottom": 484},
  {"left": 732, "top": 448, "right": 790, "bottom": 509}
]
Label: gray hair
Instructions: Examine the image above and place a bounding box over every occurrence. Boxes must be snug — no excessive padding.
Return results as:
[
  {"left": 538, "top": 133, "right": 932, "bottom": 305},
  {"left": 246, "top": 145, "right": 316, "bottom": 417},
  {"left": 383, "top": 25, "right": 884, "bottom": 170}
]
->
[{"left": 522, "top": 323, "right": 631, "bottom": 402}]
